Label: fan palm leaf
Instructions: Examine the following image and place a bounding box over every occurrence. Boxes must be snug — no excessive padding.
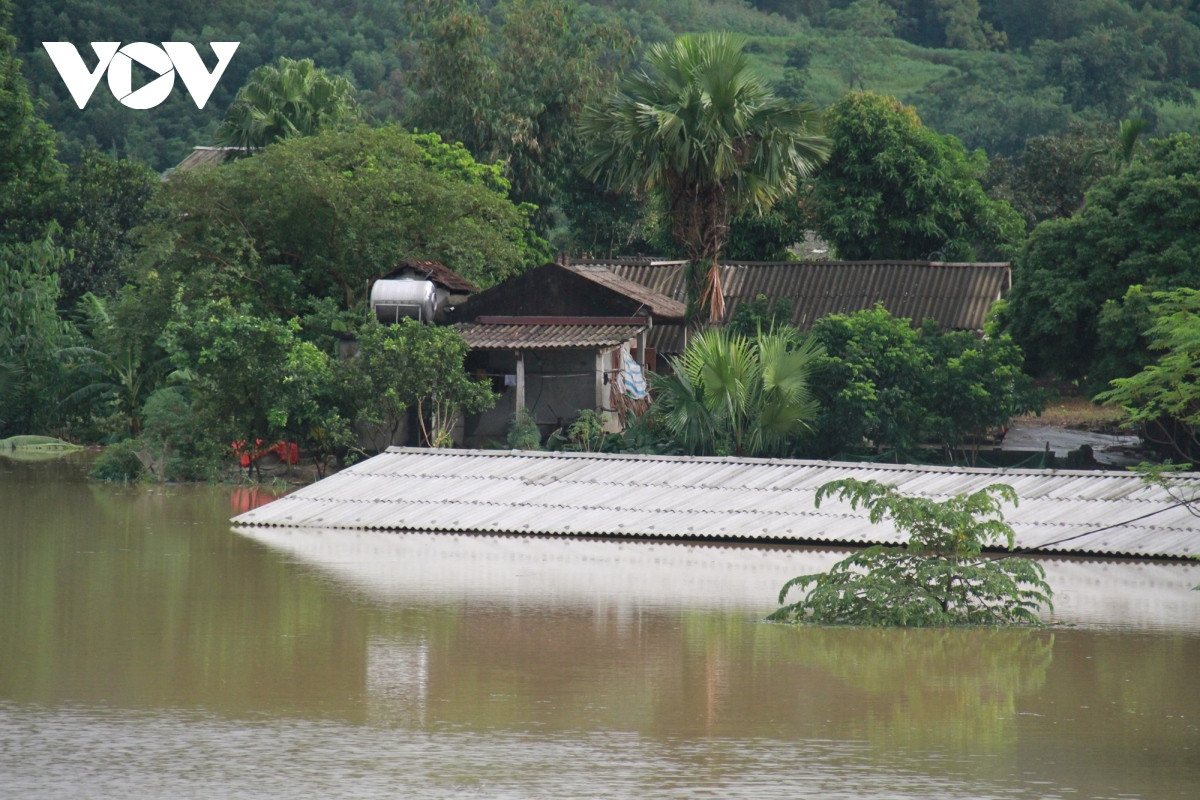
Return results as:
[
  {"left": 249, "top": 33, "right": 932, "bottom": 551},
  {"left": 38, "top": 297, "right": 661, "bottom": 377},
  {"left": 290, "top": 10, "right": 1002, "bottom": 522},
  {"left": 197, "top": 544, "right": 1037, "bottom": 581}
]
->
[{"left": 580, "top": 33, "right": 829, "bottom": 325}]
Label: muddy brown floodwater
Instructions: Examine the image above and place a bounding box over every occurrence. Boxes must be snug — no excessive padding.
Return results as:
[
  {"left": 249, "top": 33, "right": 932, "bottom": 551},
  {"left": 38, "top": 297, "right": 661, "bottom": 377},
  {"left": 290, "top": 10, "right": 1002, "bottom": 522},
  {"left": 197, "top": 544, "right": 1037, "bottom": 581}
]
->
[{"left": 2, "top": 454, "right": 1199, "bottom": 799}]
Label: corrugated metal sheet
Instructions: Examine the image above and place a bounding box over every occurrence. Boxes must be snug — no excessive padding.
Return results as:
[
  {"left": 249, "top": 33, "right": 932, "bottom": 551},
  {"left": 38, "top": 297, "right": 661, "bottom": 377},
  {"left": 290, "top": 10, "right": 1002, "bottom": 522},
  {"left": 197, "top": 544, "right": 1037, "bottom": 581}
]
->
[
  {"left": 584, "top": 259, "right": 1010, "bottom": 334},
  {"left": 166, "top": 145, "right": 240, "bottom": 173},
  {"left": 562, "top": 264, "right": 687, "bottom": 320},
  {"left": 233, "top": 449, "right": 1200, "bottom": 559},
  {"left": 381, "top": 259, "right": 479, "bottom": 294},
  {"left": 454, "top": 322, "right": 644, "bottom": 349}
]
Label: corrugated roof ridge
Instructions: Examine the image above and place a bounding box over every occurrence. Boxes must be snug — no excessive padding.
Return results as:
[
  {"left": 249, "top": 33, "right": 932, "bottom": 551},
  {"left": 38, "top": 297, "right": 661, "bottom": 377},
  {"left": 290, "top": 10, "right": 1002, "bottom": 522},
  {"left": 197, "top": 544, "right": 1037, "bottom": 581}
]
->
[
  {"left": 383, "top": 447, "right": 1200, "bottom": 480},
  {"left": 719, "top": 260, "right": 1010, "bottom": 268}
]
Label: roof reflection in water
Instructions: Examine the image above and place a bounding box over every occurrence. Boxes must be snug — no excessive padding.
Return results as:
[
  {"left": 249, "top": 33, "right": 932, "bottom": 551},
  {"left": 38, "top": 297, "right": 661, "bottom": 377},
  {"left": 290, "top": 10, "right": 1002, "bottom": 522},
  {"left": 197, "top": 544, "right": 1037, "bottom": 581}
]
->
[{"left": 234, "top": 527, "right": 1200, "bottom": 633}]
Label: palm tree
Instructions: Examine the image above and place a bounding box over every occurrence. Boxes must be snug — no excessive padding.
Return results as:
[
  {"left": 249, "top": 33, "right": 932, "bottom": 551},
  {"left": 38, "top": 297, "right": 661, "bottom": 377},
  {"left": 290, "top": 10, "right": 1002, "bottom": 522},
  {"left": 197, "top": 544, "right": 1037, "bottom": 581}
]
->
[
  {"left": 57, "top": 294, "right": 169, "bottom": 437},
  {"left": 652, "top": 326, "right": 822, "bottom": 457},
  {"left": 1116, "top": 117, "right": 1148, "bottom": 169},
  {"left": 216, "top": 57, "right": 359, "bottom": 152},
  {"left": 580, "top": 32, "right": 829, "bottom": 324}
]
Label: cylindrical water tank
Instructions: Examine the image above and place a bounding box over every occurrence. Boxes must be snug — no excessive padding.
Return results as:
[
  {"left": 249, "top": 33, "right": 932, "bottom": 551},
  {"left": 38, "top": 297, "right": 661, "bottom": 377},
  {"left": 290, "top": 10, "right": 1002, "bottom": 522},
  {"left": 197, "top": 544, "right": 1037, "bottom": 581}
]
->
[{"left": 370, "top": 279, "right": 437, "bottom": 323}]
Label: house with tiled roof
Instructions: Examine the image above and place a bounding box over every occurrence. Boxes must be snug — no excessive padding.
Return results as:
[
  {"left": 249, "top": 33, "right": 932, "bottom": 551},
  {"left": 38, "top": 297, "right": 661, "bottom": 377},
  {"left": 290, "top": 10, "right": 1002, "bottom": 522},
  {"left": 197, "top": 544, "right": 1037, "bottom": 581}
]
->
[
  {"left": 448, "top": 262, "right": 686, "bottom": 443},
  {"left": 573, "top": 257, "right": 1012, "bottom": 355}
]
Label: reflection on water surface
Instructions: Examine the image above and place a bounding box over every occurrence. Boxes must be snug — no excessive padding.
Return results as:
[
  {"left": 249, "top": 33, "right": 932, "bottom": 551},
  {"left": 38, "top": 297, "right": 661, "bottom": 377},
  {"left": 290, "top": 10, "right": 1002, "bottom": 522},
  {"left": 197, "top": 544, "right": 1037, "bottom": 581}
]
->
[{"left": 2, "top": 455, "right": 1198, "bottom": 799}]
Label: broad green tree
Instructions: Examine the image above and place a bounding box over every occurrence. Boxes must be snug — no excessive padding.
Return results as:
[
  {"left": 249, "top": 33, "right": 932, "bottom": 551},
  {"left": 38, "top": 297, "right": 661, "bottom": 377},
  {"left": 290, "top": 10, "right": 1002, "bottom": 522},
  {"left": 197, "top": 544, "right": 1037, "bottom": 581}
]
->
[
  {"left": 651, "top": 326, "right": 822, "bottom": 457},
  {"left": 769, "top": 479, "right": 1052, "bottom": 627},
  {"left": 803, "top": 91, "right": 1023, "bottom": 261},
  {"left": 580, "top": 32, "right": 829, "bottom": 324},
  {"left": 153, "top": 125, "right": 546, "bottom": 317},
  {"left": 1095, "top": 288, "right": 1200, "bottom": 462},
  {"left": 983, "top": 123, "right": 1112, "bottom": 230},
  {"left": 49, "top": 150, "right": 161, "bottom": 309},
  {"left": 354, "top": 319, "right": 495, "bottom": 448},
  {"left": 1003, "top": 133, "right": 1200, "bottom": 384},
  {"left": 215, "top": 56, "right": 359, "bottom": 152},
  {"left": 167, "top": 299, "right": 355, "bottom": 475},
  {"left": 806, "top": 307, "right": 1040, "bottom": 460}
]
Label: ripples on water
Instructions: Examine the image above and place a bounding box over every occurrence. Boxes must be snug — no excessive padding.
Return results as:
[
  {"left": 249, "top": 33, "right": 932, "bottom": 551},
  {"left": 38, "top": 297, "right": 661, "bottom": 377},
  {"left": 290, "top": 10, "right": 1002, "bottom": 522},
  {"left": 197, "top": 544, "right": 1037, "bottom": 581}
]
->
[{"left": 1, "top": 702, "right": 1063, "bottom": 800}]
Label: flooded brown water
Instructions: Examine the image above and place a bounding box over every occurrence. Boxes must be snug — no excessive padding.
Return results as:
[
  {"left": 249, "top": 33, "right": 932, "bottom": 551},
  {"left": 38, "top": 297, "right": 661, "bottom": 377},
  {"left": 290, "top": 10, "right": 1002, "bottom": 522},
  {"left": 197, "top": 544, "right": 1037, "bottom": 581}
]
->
[{"left": 2, "top": 454, "right": 1199, "bottom": 799}]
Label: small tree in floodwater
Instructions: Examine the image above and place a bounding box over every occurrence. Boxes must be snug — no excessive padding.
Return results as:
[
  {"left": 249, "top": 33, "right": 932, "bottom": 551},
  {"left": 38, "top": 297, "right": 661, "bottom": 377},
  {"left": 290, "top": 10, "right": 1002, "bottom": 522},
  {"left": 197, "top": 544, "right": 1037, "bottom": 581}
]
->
[{"left": 768, "top": 479, "right": 1052, "bottom": 627}]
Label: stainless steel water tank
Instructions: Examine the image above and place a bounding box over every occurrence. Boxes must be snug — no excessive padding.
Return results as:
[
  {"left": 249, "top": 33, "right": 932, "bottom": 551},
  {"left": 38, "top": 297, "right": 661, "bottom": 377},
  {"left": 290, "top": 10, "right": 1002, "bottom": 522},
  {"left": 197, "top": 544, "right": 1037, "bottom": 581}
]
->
[{"left": 370, "top": 279, "right": 437, "bottom": 323}]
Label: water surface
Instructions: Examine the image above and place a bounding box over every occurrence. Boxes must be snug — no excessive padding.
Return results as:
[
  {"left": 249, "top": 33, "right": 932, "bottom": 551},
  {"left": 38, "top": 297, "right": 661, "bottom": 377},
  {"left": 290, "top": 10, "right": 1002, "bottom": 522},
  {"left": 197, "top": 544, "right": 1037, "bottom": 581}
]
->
[{"left": 2, "top": 455, "right": 1198, "bottom": 799}]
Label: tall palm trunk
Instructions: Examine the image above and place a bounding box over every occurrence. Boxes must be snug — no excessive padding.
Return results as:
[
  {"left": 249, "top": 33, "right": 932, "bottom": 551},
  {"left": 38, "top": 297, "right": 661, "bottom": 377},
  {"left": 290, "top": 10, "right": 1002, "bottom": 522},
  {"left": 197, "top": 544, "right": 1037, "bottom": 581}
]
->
[{"left": 671, "top": 180, "right": 730, "bottom": 327}]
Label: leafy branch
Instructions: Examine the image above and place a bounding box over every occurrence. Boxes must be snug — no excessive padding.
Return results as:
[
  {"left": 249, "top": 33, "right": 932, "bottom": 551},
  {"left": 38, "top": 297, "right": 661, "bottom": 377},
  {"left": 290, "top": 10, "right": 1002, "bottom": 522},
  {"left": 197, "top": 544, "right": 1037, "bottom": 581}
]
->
[{"left": 769, "top": 479, "right": 1053, "bottom": 627}]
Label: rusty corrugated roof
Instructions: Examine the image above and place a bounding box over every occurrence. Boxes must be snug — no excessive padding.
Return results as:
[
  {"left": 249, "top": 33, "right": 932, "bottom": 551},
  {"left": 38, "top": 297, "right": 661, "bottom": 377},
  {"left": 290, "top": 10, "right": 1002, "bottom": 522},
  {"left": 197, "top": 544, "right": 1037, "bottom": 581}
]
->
[
  {"left": 382, "top": 259, "right": 479, "bottom": 294},
  {"left": 563, "top": 264, "right": 686, "bottom": 320},
  {"left": 588, "top": 259, "right": 1010, "bottom": 332},
  {"left": 232, "top": 449, "right": 1200, "bottom": 559},
  {"left": 454, "top": 322, "right": 644, "bottom": 349},
  {"left": 167, "top": 145, "right": 241, "bottom": 174}
]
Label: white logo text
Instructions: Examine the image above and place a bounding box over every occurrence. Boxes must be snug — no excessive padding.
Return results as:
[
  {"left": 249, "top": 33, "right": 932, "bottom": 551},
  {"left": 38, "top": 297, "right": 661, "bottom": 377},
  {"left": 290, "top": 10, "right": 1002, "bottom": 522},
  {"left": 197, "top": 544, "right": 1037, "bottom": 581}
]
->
[{"left": 42, "top": 42, "right": 239, "bottom": 110}]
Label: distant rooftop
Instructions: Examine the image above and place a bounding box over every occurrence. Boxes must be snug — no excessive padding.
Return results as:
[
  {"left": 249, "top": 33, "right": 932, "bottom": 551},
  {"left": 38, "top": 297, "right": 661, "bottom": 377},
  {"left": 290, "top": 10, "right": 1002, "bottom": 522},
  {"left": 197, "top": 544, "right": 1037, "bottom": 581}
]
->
[
  {"left": 569, "top": 257, "right": 1011, "bottom": 333},
  {"left": 164, "top": 145, "right": 243, "bottom": 176},
  {"left": 381, "top": 259, "right": 479, "bottom": 294}
]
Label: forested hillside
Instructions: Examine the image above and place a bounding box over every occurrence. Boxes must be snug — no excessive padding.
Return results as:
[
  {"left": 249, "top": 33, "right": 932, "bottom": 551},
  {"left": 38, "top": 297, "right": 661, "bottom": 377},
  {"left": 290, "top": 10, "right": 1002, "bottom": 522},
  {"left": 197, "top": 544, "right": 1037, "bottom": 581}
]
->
[
  {"left": 13, "top": 0, "right": 1200, "bottom": 170},
  {"left": 5, "top": 0, "right": 1200, "bottom": 463}
]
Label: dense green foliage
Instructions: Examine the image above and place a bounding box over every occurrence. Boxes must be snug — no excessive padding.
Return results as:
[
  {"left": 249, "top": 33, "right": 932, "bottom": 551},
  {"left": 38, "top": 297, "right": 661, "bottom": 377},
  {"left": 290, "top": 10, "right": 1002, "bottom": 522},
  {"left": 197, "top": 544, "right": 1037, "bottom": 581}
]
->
[
  {"left": 1003, "top": 133, "right": 1200, "bottom": 386},
  {"left": 353, "top": 320, "right": 495, "bottom": 448},
  {"left": 804, "top": 91, "right": 1023, "bottom": 260},
  {"left": 49, "top": 150, "right": 161, "bottom": 310},
  {"left": 1095, "top": 288, "right": 1200, "bottom": 463},
  {"left": 651, "top": 326, "right": 822, "bottom": 457},
  {"left": 167, "top": 299, "right": 356, "bottom": 473},
  {"left": 154, "top": 125, "right": 546, "bottom": 317},
  {"left": 58, "top": 292, "right": 170, "bottom": 438},
  {"left": 3, "top": 0, "right": 1194, "bottom": 474},
  {"left": 410, "top": 0, "right": 635, "bottom": 239},
  {"left": 12, "top": 0, "right": 1200, "bottom": 176},
  {"left": 0, "top": 0, "right": 60, "bottom": 241},
  {"left": 769, "top": 478, "right": 1052, "bottom": 627},
  {"left": 581, "top": 32, "right": 829, "bottom": 322},
  {"left": 0, "top": 235, "right": 71, "bottom": 434},
  {"left": 807, "top": 307, "right": 1040, "bottom": 459}
]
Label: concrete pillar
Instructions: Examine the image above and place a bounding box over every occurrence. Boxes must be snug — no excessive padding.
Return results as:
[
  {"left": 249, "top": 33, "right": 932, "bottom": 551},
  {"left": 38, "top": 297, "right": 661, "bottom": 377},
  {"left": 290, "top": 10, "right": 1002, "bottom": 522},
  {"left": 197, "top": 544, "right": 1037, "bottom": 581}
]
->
[
  {"left": 595, "top": 350, "right": 605, "bottom": 413},
  {"left": 515, "top": 350, "right": 526, "bottom": 412}
]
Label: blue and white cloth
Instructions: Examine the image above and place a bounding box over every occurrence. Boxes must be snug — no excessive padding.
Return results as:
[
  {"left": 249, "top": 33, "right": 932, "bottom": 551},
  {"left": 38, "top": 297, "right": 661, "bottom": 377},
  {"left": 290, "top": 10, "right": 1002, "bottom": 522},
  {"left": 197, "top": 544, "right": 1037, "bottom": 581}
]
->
[{"left": 619, "top": 348, "right": 648, "bottom": 399}]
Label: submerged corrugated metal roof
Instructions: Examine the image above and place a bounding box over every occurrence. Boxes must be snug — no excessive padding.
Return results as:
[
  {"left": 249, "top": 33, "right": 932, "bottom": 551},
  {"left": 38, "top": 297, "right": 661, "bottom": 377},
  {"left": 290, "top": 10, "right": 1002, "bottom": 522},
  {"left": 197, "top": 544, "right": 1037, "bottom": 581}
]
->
[
  {"left": 232, "top": 449, "right": 1200, "bottom": 559},
  {"left": 585, "top": 259, "right": 1010, "bottom": 333},
  {"left": 454, "top": 322, "right": 644, "bottom": 349}
]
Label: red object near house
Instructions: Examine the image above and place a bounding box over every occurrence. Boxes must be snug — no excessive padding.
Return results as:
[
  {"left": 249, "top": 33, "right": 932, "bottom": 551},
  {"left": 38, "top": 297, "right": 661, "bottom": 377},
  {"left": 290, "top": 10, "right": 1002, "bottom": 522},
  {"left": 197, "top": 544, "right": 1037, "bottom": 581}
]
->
[{"left": 232, "top": 440, "right": 300, "bottom": 468}]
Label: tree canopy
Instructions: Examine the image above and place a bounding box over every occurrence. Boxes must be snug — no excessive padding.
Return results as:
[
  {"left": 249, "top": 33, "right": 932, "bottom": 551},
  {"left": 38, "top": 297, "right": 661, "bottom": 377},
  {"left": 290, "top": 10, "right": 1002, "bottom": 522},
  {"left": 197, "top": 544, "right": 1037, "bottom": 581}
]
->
[
  {"left": 803, "top": 91, "right": 1023, "bottom": 261},
  {"left": 410, "top": 0, "right": 635, "bottom": 239},
  {"left": 153, "top": 125, "right": 547, "bottom": 318},
  {"left": 1003, "top": 133, "right": 1200, "bottom": 385},
  {"left": 1095, "top": 288, "right": 1200, "bottom": 463}
]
